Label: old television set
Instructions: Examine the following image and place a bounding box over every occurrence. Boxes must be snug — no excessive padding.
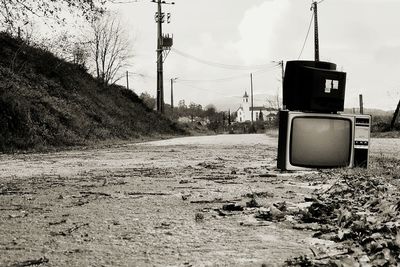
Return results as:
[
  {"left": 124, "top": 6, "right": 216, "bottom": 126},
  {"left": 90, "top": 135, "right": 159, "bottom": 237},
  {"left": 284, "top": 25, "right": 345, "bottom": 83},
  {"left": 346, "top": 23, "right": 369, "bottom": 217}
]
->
[
  {"left": 283, "top": 60, "right": 346, "bottom": 112},
  {"left": 277, "top": 111, "right": 371, "bottom": 171}
]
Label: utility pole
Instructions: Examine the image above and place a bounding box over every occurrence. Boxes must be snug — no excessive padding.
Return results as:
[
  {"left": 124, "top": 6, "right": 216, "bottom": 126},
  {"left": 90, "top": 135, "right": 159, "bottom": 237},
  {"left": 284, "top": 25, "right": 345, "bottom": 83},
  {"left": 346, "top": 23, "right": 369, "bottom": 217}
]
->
[
  {"left": 311, "top": 1, "right": 320, "bottom": 61},
  {"left": 272, "top": 60, "right": 284, "bottom": 89},
  {"left": 279, "top": 60, "right": 284, "bottom": 110},
  {"left": 250, "top": 73, "right": 254, "bottom": 123},
  {"left": 170, "top": 77, "right": 178, "bottom": 109},
  {"left": 153, "top": 0, "right": 174, "bottom": 113},
  {"left": 170, "top": 78, "right": 174, "bottom": 109},
  {"left": 156, "top": 0, "right": 163, "bottom": 113},
  {"left": 272, "top": 60, "right": 284, "bottom": 110},
  {"left": 359, "top": 94, "right": 364, "bottom": 114},
  {"left": 126, "top": 71, "right": 129, "bottom": 90}
]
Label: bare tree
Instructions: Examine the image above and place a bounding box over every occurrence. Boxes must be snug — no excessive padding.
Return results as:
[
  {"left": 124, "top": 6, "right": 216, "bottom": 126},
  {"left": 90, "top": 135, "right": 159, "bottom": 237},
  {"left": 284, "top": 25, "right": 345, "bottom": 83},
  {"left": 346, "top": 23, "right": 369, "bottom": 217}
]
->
[
  {"left": 265, "top": 90, "right": 282, "bottom": 110},
  {"left": 88, "top": 13, "right": 133, "bottom": 86},
  {"left": 0, "top": 0, "right": 106, "bottom": 33}
]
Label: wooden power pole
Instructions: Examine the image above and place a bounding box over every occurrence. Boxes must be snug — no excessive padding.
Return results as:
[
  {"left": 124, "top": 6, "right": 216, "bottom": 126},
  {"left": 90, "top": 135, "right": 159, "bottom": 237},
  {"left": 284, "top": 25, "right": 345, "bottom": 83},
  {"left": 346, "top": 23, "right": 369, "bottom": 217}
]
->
[
  {"left": 312, "top": 1, "right": 320, "bottom": 61},
  {"left": 170, "top": 77, "right": 178, "bottom": 109},
  {"left": 156, "top": 0, "right": 164, "bottom": 113},
  {"left": 359, "top": 94, "right": 364, "bottom": 114},
  {"left": 126, "top": 71, "right": 129, "bottom": 90},
  {"left": 153, "top": 0, "right": 174, "bottom": 113},
  {"left": 250, "top": 73, "right": 254, "bottom": 123}
]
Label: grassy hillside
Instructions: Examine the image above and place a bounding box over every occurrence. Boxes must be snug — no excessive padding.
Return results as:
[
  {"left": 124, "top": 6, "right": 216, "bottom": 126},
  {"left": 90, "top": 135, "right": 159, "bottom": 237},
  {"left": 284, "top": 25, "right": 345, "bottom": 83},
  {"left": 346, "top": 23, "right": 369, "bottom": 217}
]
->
[{"left": 0, "top": 32, "right": 185, "bottom": 152}]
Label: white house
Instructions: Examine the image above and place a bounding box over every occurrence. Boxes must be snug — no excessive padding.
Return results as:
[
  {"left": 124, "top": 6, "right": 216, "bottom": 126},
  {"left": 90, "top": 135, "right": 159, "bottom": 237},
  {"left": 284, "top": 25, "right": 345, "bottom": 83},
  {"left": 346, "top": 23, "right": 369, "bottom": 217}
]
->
[{"left": 236, "top": 91, "right": 278, "bottom": 123}]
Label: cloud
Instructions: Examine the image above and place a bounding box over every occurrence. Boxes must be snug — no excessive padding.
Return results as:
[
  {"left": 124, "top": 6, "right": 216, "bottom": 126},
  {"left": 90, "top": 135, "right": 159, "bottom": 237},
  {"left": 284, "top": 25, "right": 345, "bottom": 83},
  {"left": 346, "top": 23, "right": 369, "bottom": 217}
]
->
[{"left": 233, "top": 0, "right": 292, "bottom": 64}]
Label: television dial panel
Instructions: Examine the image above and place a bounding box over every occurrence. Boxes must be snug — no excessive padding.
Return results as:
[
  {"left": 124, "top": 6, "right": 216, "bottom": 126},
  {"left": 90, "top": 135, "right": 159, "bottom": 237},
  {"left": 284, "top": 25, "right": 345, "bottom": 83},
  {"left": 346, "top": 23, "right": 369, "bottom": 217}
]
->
[{"left": 353, "top": 115, "right": 371, "bottom": 168}]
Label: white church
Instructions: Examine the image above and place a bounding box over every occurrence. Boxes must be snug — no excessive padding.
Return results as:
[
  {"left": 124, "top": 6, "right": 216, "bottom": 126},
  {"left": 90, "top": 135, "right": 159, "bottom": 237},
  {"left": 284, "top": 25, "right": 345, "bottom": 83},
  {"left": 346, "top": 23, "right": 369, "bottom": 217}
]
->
[{"left": 236, "top": 91, "right": 277, "bottom": 123}]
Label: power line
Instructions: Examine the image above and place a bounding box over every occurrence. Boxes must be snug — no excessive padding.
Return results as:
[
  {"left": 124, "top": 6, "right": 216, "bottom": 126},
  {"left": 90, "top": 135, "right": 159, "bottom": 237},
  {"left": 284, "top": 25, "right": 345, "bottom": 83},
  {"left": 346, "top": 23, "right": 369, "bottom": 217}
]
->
[
  {"left": 177, "top": 83, "right": 230, "bottom": 97},
  {"left": 126, "top": 64, "right": 280, "bottom": 84},
  {"left": 297, "top": 12, "right": 314, "bottom": 60},
  {"left": 177, "top": 65, "right": 280, "bottom": 83},
  {"left": 171, "top": 48, "right": 277, "bottom": 70},
  {"left": 111, "top": 0, "right": 140, "bottom": 4}
]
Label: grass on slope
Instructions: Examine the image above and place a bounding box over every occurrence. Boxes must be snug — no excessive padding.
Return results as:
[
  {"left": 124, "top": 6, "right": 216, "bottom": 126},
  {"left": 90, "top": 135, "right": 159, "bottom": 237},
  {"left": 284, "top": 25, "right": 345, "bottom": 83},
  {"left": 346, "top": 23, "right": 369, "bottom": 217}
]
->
[{"left": 0, "top": 32, "right": 185, "bottom": 152}]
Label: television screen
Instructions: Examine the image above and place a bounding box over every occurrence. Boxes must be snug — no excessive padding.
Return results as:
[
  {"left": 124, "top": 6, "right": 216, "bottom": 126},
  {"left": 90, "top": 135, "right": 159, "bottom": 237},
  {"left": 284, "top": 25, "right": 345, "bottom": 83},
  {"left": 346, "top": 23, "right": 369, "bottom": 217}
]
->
[{"left": 290, "top": 117, "right": 352, "bottom": 167}]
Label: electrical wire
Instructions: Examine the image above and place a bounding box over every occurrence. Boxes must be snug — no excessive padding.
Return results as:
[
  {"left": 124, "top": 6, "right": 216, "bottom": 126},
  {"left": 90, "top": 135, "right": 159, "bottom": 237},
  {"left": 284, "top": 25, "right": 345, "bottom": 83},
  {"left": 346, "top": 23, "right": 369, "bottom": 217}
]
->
[
  {"left": 177, "top": 83, "right": 230, "bottom": 97},
  {"left": 125, "top": 63, "right": 280, "bottom": 85},
  {"left": 171, "top": 48, "right": 277, "bottom": 70},
  {"left": 297, "top": 12, "right": 314, "bottom": 60},
  {"left": 176, "top": 65, "right": 280, "bottom": 83},
  {"left": 111, "top": 0, "right": 139, "bottom": 4}
]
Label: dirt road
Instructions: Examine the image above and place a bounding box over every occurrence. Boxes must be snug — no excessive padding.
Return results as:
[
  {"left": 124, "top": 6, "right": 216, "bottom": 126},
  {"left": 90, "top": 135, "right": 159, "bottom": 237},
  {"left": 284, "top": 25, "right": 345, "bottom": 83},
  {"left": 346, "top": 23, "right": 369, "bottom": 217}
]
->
[{"left": 0, "top": 134, "right": 399, "bottom": 267}]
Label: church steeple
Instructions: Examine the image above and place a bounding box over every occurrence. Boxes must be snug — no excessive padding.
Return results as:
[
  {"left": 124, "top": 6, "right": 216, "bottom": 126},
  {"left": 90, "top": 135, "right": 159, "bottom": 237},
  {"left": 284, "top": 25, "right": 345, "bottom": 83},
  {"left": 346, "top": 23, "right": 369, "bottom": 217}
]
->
[{"left": 243, "top": 91, "right": 249, "bottom": 103}]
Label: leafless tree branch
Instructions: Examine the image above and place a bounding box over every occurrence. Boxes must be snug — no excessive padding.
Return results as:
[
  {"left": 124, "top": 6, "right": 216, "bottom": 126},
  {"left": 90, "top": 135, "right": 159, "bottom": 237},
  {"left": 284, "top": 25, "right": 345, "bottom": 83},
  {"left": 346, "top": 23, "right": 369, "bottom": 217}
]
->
[{"left": 87, "top": 13, "right": 133, "bottom": 86}]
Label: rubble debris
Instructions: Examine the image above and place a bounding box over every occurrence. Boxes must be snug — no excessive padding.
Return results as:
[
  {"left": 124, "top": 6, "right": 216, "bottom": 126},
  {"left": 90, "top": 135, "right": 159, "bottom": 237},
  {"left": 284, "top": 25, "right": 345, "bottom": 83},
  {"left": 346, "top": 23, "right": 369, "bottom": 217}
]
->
[
  {"left": 217, "top": 209, "right": 227, "bottom": 217},
  {"left": 6, "top": 257, "right": 49, "bottom": 267},
  {"left": 246, "top": 198, "right": 261, "bottom": 208},
  {"left": 259, "top": 173, "right": 278, "bottom": 178},
  {"left": 255, "top": 206, "right": 285, "bottom": 222},
  {"left": 222, "top": 203, "right": 244, "bottom": 212},
  {"left": 193, "top": 175, "right": 237, "bottom": 182},
  {"left": 243, "top": 167, "right": 257, "bottom": 174},
  {"left": 284, "top": 255, "right": 312, "bottom": 266},
  {"left": 242, "top": 191, "right": 274, "bottom": 198},
  {"left": 300, "top": 201, "right": 336, "bottom": 224},
  {"left": 197, "top": 162, "right": 225, "bottom": 169},
  {"left": 50, "top": 223, "right": 89, "bottom": 236},
  {"left": 181, "top": 194, "right": 190, "bottom": 201},
  {"left": 190, "top": 198, "right": 242, "bottom": 204},
  {"left": 254, "top": 210, "right": 273, "bottom": 221},
  {"left": 273, "top": 201, "right": 287, "bottom": 212},
  {"left": 195, "top": 213, "right": 204, "bottom": 222},
  {"left": 48, "top": 219, "right": 67, "bottom": 226},
  {"left": 291, "top": 165, "right": 400, "bottom": 265},
  {"left": 80, "top": 191, "right": 111, "bottom": 197}
]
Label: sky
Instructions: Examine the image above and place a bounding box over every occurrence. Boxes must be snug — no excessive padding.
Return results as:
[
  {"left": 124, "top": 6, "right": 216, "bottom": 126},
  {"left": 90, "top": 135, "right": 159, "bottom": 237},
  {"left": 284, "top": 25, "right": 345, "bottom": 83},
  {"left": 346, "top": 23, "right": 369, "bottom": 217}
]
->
[{"left": 107, "top": 0, "right": 400, "bottom": 111}]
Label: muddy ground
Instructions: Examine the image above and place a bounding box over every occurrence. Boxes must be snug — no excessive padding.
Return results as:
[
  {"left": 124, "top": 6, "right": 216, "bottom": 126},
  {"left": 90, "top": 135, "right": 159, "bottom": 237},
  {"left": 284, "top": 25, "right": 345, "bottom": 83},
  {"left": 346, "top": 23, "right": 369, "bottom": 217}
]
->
[{"left": 0, "top": 134, "right": 399, "bottom": 267}]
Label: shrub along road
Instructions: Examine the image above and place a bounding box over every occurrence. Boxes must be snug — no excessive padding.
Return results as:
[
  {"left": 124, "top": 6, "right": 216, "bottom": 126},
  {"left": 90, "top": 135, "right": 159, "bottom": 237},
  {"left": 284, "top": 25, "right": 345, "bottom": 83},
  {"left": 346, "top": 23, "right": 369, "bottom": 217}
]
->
[{"left": 0, "top": 134, "right": 399, "bottom": 266}]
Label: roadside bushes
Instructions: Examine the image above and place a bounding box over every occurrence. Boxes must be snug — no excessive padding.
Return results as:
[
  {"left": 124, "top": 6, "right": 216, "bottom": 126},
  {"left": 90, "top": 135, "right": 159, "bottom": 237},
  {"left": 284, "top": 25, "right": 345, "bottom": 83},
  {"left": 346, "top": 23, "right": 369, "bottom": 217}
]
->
[
  {"left": 371, "top": 115, "right": 392, "bottom": 132},
  {"left": 0, "top": 92, "right": 34, "bottom": 150}
]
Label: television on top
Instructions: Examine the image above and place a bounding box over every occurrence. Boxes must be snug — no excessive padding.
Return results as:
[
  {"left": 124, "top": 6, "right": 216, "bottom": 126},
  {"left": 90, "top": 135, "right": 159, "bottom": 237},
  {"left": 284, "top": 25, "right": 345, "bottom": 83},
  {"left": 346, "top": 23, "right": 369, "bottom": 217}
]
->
[
  {"left": 283, "top": 60, "right": 346, "bottom": 113},
  {"left": 277, "top": 110, "right": 371, "bottom": 171}
]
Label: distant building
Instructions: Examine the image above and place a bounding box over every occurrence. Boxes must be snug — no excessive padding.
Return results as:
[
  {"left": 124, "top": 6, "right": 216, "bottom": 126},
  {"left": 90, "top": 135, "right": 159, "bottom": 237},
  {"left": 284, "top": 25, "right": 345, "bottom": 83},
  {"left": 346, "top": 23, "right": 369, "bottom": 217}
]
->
[{"left": 236, "top": 91, "right": 278, "bottom": 123}]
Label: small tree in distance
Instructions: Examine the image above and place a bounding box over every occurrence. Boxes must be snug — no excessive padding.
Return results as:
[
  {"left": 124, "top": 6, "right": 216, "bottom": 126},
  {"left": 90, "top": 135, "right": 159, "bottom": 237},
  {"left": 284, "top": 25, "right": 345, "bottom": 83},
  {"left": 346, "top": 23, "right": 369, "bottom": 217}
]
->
[
  {"left": 139, "top": 92, "right": 156, "bottom": 110},
  {"left": 266, "top": 93, "right": 282, "bottom": 110}
]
